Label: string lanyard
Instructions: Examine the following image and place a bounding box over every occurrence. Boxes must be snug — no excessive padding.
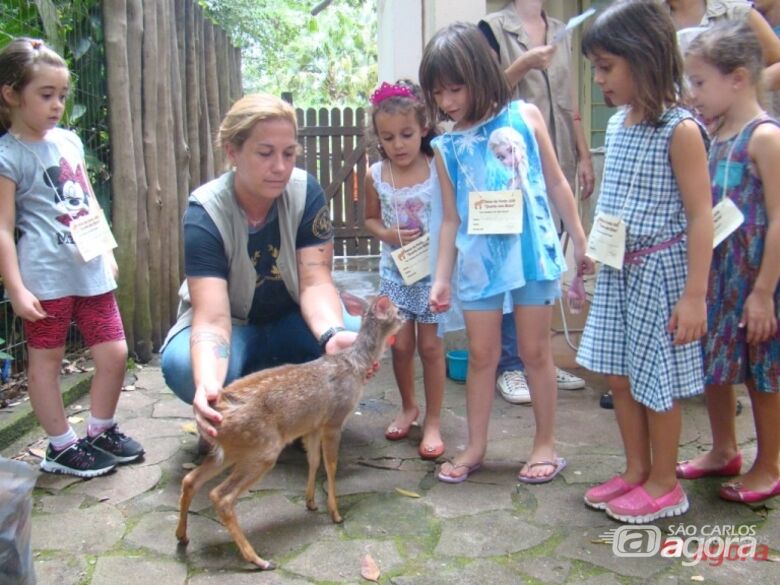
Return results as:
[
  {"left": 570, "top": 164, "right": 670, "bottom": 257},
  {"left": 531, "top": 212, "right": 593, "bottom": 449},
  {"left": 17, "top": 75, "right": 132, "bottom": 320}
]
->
[
  {"left": 9, "top": 131, "right": 100, "bottom": 208},
  {"left": 9, "top": 131, "right": 117, "bottom": 263},
  {"left": 713, "top": 113, "right": 763, "bottom": 204},
  {"left": 449, "top": 104, "right": 520, "bottom": 194},
  {"left": 386, "top": 160, "right": 410, "bottom": 245}
]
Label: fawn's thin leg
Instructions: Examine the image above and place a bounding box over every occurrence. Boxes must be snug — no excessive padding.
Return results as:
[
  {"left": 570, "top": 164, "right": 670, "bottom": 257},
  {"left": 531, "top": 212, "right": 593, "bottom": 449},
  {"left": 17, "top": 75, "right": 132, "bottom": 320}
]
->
[
  {"left": 321, "top": 424, "right": 344, "bottom": 523},
  {"left": 303, "top": 430, "right": 323, "bottom": 511},
  {"left": 176, "top": 453, "right": 230, "bottom": 544},
  {"left": 211, "top": 457, "right": 278, "bottom": 570}
]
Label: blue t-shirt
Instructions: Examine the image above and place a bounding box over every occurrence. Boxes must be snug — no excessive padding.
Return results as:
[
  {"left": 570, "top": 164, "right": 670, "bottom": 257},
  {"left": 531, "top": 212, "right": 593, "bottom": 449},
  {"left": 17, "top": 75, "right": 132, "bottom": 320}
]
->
[
  {"left": 183, "top": 174, "right": 333, "bottom": 325},
  {"left": 432, "top": 101, "right": 565, "bottom": 302}
]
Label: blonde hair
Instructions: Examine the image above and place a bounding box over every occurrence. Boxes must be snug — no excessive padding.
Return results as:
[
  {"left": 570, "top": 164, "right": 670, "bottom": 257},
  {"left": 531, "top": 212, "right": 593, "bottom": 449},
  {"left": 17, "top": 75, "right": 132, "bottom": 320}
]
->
[
  {"left": 0, "top": 37, "right": 68, "bottom": 132},
  {"left": 217, "top": 93, "right": 298, "bottom": 150}
]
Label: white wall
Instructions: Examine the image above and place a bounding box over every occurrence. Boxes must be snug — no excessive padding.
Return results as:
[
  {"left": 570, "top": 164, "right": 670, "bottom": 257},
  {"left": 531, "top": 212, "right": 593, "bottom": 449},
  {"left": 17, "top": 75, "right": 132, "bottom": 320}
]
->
[
  {"left": 377, "top": 0, "right": 423, "bottom": 83},
  {"left": 377, "top": 0, "right": 486, "bottom": 83},
  {"left": 377, "top": 1, "right": 583, "bottom": 83}
]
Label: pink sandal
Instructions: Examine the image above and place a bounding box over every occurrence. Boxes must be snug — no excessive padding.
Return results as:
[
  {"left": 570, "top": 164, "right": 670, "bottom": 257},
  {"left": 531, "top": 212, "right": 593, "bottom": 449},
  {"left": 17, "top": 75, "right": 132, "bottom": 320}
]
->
[
  {"left": 719, "top": 479, "right": 780, "bottom": 504},
  {"left": 676, "top": 452, "right": 742, "bottom": 480}
]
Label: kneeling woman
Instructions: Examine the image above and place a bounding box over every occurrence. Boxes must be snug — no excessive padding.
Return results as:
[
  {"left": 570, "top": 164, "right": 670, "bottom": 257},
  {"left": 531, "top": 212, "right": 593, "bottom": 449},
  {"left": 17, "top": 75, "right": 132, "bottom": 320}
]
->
[{"left": 162, "top": 93, "right": 357, "bottom": 441}]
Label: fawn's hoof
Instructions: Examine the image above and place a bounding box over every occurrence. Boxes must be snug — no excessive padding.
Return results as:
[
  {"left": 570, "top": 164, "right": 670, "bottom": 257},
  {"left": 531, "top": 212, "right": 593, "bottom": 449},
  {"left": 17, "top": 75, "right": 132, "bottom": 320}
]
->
[
  {"left": 330, "top": 512, "right": 343, "bottom": 524},
  {"left": 175, "top": 531, "right": 189, "bottom": 545},
  {"left": 306, "top": 500, "right": 318, "bottom": 512},
  {"left": 253, "top": 559, "right": 276, "bottom": 571}
]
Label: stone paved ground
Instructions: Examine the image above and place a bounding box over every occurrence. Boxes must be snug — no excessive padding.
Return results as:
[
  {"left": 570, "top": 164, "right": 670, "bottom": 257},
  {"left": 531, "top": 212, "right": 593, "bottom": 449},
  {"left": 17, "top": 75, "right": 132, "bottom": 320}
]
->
[{"left": 2, "top": 334, "right": 778, "bottom": 585}]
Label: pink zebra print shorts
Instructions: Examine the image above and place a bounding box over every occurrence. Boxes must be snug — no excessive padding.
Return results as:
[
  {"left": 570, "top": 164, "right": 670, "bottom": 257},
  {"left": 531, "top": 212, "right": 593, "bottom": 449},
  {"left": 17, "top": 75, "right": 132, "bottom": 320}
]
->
[{"left": 24, "top": 292, "right": 125, "bottom": 349}]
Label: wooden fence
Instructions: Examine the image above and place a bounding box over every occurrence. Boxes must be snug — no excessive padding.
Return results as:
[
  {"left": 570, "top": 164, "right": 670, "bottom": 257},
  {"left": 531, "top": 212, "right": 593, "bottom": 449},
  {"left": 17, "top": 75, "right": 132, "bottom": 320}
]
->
[{"left": 296, "top": 107, "right": 381, "bottom": 257}]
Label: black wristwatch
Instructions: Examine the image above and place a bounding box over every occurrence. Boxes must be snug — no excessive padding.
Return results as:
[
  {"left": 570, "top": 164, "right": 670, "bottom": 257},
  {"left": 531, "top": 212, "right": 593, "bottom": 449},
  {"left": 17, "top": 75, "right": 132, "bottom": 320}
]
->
[{"left": 318, "top": 326, "right": 346, "bottom": 350}]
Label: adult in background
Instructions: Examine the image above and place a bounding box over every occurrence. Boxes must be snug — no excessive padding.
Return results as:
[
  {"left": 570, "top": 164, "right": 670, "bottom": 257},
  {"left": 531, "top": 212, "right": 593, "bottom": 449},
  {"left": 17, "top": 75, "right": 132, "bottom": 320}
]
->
[
  {"left": 666, "top": 0, "right": 780, "bottom": 58},
  {"left": 161, "top": 93, "right": 360, "bottom": 442},
  {"left": 479, "top": 1, "right": 593, "bottom": 405}
]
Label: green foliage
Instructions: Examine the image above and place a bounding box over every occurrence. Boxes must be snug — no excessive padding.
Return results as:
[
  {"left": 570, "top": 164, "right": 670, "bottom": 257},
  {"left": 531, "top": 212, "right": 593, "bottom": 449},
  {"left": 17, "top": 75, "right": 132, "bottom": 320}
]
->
[
  {"left": 200, "top": 0, "right": 378, "bottom": 107},
  {"left": 0, "top": 0, "right": 111, "bottom": 211}
]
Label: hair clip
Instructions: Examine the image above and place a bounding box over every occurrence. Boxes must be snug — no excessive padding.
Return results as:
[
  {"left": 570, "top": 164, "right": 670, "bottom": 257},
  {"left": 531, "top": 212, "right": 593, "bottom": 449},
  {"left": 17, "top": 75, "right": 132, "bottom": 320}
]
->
[
  {"left": 30, "top": 40, "right": 43, "bottom": 50},
  {"left": 370, "top": 82, "right": 415, "bottom": 106}
]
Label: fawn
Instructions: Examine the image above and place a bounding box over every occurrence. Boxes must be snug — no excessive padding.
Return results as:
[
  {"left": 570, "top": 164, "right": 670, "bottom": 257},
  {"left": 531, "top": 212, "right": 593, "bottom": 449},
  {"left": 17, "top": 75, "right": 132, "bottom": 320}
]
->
[{"left": 175, "top": 295, "right": 402, "bottom": 570}]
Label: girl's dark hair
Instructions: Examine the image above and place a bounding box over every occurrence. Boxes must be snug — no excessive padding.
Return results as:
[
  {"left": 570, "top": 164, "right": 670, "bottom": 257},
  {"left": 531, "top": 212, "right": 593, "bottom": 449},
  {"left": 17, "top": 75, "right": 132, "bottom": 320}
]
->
[
  {"left": 582, "top": 0, "right": 682, "bottom": 124},
  {"left": 0, "top": 37, "right": 68, "bottom": 133},
  {"left": 419, "top": 21, "right": 511, "bottom": 126},
  {"left": 369, "top": 79, "right": 437, "bottom": 158},
  {"left": 686, "top": 20, "right": 763, "bottom": 86}
]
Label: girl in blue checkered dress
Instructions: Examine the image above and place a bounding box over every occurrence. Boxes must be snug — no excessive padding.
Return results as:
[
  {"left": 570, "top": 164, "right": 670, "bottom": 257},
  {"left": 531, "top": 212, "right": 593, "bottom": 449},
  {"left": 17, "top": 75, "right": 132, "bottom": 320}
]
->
[
  {"left": 576, "top": 1, "right": 714, "bottom": 523},
  {"left": 677, "top": 22, "right": 780, "bottom": 504}
]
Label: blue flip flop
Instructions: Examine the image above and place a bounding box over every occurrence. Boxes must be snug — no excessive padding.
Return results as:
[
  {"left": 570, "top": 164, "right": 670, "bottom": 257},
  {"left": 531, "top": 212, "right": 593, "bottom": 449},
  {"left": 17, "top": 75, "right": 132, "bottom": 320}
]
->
[
  {"left": 517, "top": 456, "right": 567, "bottom": 484},
  {"left": 437, "top": 461, "right": 482, "bottom": 484}
]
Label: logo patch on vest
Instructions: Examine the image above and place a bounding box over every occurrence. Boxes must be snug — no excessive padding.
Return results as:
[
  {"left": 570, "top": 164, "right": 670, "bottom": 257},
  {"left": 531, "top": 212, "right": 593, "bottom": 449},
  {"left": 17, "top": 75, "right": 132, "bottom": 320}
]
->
[{"left": 312, "top": 206, "right": 334, "bottom": 240}]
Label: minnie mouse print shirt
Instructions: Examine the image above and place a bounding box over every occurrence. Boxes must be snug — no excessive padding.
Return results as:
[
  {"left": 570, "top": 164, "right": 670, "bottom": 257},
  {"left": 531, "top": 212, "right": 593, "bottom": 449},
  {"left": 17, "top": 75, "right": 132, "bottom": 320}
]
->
[{"left": 0, "top": 128, "right": 116, "bottom": 300}]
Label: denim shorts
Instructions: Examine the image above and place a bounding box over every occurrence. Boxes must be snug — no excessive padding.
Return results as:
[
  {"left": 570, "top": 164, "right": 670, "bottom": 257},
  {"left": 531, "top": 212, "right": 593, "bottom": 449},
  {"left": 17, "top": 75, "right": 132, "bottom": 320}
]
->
[{"left": 461, "top": 280, "right": 561, "bottom": 311}]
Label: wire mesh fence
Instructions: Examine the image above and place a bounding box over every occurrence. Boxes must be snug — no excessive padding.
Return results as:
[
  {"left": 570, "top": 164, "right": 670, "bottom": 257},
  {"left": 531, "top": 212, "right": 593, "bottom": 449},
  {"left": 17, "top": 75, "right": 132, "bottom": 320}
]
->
[{"left": 0, "top": 0, "right": 104, "bottom": 375}]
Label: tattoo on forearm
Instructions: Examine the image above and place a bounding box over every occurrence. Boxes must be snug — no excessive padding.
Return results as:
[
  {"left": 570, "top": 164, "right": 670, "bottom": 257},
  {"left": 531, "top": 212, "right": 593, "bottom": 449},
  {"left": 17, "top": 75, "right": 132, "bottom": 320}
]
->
[
  {"left": 299, "top": 248, "right": 333, "bottom": 270},
  {"left": 191, "top": 332, "right": 230, "bottom": 359},
  {"left": 299, "top": 259, "right": 333, "bottom": 268}
]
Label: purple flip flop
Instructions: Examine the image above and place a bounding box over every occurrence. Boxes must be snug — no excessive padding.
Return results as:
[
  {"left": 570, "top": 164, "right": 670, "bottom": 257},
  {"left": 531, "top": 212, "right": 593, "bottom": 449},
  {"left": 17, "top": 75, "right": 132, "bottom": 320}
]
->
[
  {"left": 437, "top": 461, "right": 482, "bottom": 484},
  {"left": 517, "top": 456, "right": 567, "bottom": 484}
]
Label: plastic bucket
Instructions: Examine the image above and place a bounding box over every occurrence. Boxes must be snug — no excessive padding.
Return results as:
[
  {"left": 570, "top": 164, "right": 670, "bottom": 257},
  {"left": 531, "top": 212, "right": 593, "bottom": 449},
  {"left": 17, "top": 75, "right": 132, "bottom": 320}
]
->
[{"left": 446, "top": 349, "right": 468, "bottom": 382}]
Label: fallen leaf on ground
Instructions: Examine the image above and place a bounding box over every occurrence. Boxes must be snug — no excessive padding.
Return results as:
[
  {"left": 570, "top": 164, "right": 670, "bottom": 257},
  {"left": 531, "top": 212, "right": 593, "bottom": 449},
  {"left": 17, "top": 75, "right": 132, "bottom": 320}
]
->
[
  {"left": 182, "top": 462, "right": 197, "bottom": 470},
  {"left": 67, "top": 416, "right": 84, "bottom": 424},
  {"left": 122, "top": 384, "right": 136, "bottom": 391},
  {"left": 181, "top": 422, "right": 198, "bottom": 435},
  {"left": 360, "top": 553, "right": 380, "bottom": 582},
  {"left": 395, "top": 487, "right": 421, "bottom": 498},
  {"left": 691, "top": 577, "right": 704, "bottom": 582},
  {"left": 28, "top": 448, "right": 45, "bottom": 459}
]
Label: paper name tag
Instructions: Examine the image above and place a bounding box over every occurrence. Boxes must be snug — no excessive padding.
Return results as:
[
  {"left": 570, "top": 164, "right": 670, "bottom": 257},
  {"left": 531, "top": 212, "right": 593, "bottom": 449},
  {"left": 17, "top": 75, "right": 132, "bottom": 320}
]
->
[
  {"left": 391, "top": 233, "right": 431, "bottom": 285},
  {"left": 552, "top": 7, "right": 596, "bottom": 44},
  {"left": 69, "top": 210, "right": 118, "bottom": 262},
  {"left": 586, "top": 213, "right": 626, "bottom": 270},
  {"left": 712, "top": 197, "right": 744, "bottom": 248},
  {"left": 467, "top": 190, "right": 523, "bottom": 235}
]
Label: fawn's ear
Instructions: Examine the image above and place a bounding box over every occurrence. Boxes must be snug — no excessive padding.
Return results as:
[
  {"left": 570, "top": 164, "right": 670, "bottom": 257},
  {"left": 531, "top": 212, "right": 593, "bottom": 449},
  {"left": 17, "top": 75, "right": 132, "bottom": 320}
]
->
[
  {"left": 374, "top": 295, "right": 391, "bottom": 318},
  {"left": 340, "top": 290, "right": 367, "bottom": 316}
]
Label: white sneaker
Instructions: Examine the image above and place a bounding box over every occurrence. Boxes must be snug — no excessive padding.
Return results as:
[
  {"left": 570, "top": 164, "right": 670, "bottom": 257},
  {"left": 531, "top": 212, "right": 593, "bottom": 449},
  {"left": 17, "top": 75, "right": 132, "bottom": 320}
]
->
[
  {"left": 556, "top": 367, "right": 585, "bottom": 390},
  {"left": 496, "top": 370, "right": 532, "bottom": 404}
]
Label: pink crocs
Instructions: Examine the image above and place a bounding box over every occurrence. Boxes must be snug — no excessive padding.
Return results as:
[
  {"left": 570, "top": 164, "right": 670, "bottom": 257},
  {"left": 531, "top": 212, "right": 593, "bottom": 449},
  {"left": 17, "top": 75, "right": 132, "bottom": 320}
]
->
[
  {"left": 606, "top": 483, "right": 689, "bottom": 523},
  {"left": 584, "top": 475, "right": 641, "bottom": 510}
]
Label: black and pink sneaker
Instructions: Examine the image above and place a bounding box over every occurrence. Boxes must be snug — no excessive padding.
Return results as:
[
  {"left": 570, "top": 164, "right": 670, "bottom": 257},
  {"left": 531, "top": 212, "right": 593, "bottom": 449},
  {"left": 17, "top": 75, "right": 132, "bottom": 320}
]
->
[
  {"left": 41, "top": 438, "right": 117, "bottom": 478},
  {"left": 87, "top": 425, "right": 145, "bottom": 464}
]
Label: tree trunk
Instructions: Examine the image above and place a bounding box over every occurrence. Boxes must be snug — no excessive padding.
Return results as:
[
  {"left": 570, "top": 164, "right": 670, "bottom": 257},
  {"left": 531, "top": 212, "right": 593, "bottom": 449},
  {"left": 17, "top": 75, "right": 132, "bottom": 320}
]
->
[
  {"left": 195, "top": 8, "right": 216, "bottom": 185},
  {"left": 171, "top": 0, "right": 190, "bottom": 280},
  {"left": 230, "top": 45, "right": 243, "bottom": 103},
  {"left": 156, "top": 0, "right": 173, "bottom": 333},
  {"left": 185, "top": 0, "right": 201, "bottom": 194},
  {"left": 215, "top": 29, "right": 230, "bottom": 119},
  {"left": 143, "top": 0, "right": 162, "bottom": 348},
  {"left": 126, "top": 0, "right": 152, "bottom": 362},
  {"left": 205, "top": 22, "right": 222, "bottom": 173},
  {"left": 102, "top": 0, "right": 137, "bottom": 353}
]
